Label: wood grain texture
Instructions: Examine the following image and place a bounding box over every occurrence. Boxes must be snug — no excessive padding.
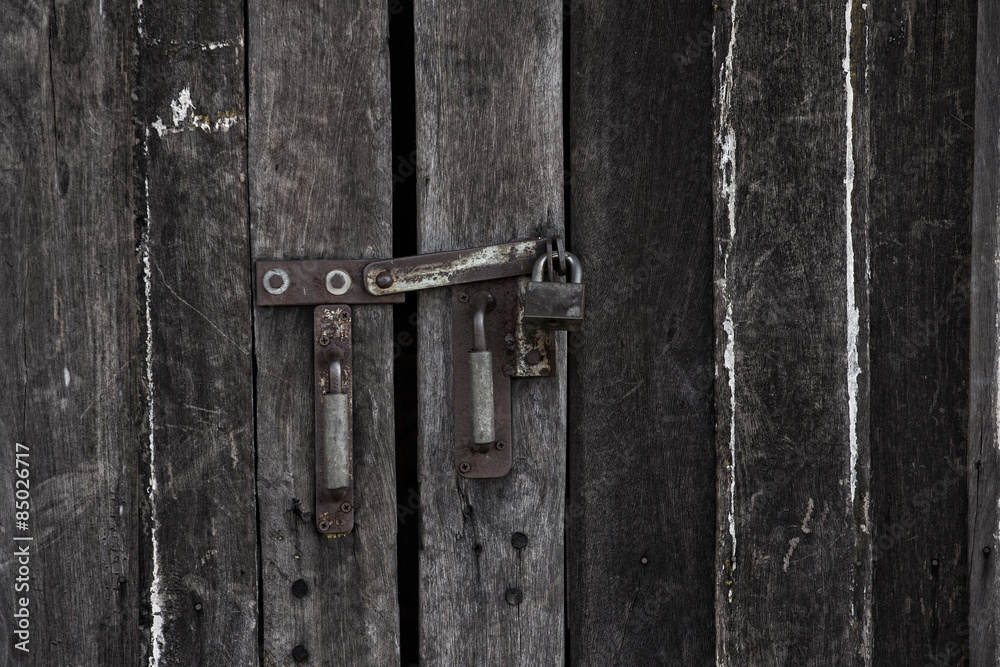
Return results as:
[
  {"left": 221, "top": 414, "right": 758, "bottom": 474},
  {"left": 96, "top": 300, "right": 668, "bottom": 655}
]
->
[
  {"left": 712, "top": 2, "right": 872, "bottom": 663},
  {"left": 970, "top": 0, "right": 1000, "bottom": 663},
  {"left": 138, "top": 1, "right": 258, "bottom": 663},
  {"left": 867, "top": 2, "right": 976, "bottom": 664},
  {"left": 414, "top": 1, "right": 565, "bottom": 663},
  {"left": 566, "top": 2, "right": 716, "bottom": 665},
  {"left": 248, "top": 1, "right": 400, "bottom": 665},
  {"left": 0, "top": 2, "right": 147, "bottom": 664}
]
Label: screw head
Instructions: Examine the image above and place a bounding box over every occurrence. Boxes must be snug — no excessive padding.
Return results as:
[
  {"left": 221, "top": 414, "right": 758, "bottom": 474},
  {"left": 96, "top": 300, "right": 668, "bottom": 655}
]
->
[
  {"left": 375, "top": 271, "right": 394, "bottom": 289},
  {"left": 525, "top": 350, "right": 541, "bottom": 364},
  {"left": 291, "top": 579, "right": 308, "bottom": 598},
  {"left": 458, "top": 292, "right": 470, "bottom": 303},
  {"left": 504, "top": 587, "right": 523, "bottom": 606},
  {"left": 291, "top": 644, "right": 309, "bottom": 662},
  {"left": 458, "top": 462, "right": 471, "bottom": 474},
  {"left": 319, "top": 335, "right": 330, "bottom": 346},
  {"left": 511, "top": 532, "right": 528, "bottom": 549},
  {"left": 318, "top": 520, "right": 330, "bottom": 531},
  {"left": 340, "top": 502, "right": 353, "bottom": 513},
  {"left": 495, "top": 441, "right": 506, "bottom": 450},
  {"left": 194, "top": 602, "right": 202, "bottom": 611}
]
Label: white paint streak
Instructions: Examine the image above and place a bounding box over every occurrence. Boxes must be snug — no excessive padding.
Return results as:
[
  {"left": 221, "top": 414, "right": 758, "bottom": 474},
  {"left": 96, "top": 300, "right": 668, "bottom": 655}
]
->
[
  {"left": 801, "top": 497, "right": 815, "bottom": 534},
  {"left": 144, "top": 129, "right": 165, "bottom": 667},
  {"left": 844, "top": 0, "right": 861, "bottom": 504},
  {"left": 717, "top": 0, "right": 739, "bottom": 595},
  {"left": 783, "top": 537, "right": 801, "bottom": 572},
  {"left": 63, "top": 367, "right": 70, "bottom": 387}
]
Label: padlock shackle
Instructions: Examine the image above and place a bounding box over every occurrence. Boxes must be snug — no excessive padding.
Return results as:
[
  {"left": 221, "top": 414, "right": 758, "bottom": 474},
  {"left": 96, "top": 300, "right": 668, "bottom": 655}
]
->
[{"left": 531, "top": 251, "right": 582, "bottom": 284}]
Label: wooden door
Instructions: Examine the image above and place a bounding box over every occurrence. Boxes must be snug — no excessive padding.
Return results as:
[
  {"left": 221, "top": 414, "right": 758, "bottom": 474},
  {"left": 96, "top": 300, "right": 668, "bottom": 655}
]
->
[{"left": 0, "top": 0, "right": 994, "bottom": 665}]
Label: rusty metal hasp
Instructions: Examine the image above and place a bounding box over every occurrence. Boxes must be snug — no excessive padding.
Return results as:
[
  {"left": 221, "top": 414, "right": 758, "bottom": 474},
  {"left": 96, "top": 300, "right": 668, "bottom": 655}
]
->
[
  {"left": 254, "top": 238, "right": 585, "bottom": 529},
  {"left": 254, "top": 259, "right": 398, "bottom": 536}
]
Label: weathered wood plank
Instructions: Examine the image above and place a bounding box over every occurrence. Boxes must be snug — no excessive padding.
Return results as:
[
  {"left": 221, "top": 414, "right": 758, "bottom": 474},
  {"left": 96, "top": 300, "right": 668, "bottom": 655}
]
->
[
  {"left": 712, "top": 1, "right": 872, "bottom": 662},
  {"left": 0, "top": 1, "right": 146, "bottom": 664},
  {"left": 414, "top": 1, "right": 565, "bottom": 663},
  {"left": 566, "top": 2, "right": 716, "bottom": 664},
  {"left": 970, "top": 0, "right": 1000, "bottom": 663},
  {"left": 248, "top": 2, "right": 400, "bottom": 664},
  {"left": 137, "top": 2, "right": 258, "bottom": 664},
  {"left": 867, "top": 2, "right": 975, "bottom": 663}
]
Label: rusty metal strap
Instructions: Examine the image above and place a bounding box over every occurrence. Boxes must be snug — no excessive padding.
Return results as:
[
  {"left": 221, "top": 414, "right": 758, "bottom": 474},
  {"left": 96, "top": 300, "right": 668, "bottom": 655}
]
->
[{"left": 362, "top": 238, "right": 549, "bottom": 296}]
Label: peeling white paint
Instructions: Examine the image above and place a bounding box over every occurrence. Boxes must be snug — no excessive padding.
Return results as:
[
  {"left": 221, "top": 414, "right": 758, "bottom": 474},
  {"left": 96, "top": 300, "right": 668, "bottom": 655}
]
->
[
  {"left": 151, "top": 118, "right": 168, "bottom": 137},
  {"left": 717, "top": 0, "right": 739, "bottom": 599},
  {"left": 844, "top": 0, "right": 861, "bottom": 505},
  {"left": 144, "top": 130, "right": 165, "bottom": 667},
  {"left": 151, "top": 87, "right": 242, "bottom": 138},
  {"left": 170, "top": 88, "right": 194, "bottom": 126},
  {"left": 203, "top": 39, "right": 243, "bottom": 50}
]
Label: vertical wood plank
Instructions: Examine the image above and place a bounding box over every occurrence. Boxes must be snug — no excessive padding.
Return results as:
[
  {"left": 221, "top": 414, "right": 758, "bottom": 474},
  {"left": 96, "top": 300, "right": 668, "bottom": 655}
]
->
[
  {"left": 712, "top": 1, "right": 872, "bottom": 662},
  {"left": 0, "top": 2, "right": 146, "bottom": 664},
  {"left": 414, "top": 1, "right": 565, "bottom": 663},
  {"left": 566, "top": 2, "right": 716, "bottom": 664},
  {"left": 867, "top": 2, "right": 976, "bottom": 663},
  {"left": 970, "top": 0, "right": 1000, "bottom": 662},
  {"left": 138, "top": 1, "right": 258, "bottom": 663},
  {"left": 249, "top": 2, "right": 400, "bottom": 664}
]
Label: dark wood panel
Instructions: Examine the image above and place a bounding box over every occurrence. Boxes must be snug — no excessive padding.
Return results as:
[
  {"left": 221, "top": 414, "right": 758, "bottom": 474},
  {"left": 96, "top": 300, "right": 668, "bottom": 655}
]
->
[
  {"left": 970, "top": 0, "right": 1000, "bottom": 663},
  {"left": 0, "top": 1, "right": 146, "bottom": 664},
  {"left": 138, "top": 2, "right": 258, "bottom": 663},
  {"left": 248, "top": 1, "right": 400, "bottom": 664},
  {"left": 712, "top": 2, "right": 871, "bottom": 662},
  {"left": 567, "top": 1, "right": 716, "bottom": 664},
  {"left": 867, "top": 1, "right": 976, "bottom": 663},
  {"left": 414, "top": 1, "right": 566, "bottom": 662}
]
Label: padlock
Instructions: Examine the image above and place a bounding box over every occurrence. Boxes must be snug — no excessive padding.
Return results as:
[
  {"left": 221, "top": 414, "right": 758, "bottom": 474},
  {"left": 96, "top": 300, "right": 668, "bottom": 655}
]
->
[{"left": 523, "top": 251, "right": 584, "bottom": 330}]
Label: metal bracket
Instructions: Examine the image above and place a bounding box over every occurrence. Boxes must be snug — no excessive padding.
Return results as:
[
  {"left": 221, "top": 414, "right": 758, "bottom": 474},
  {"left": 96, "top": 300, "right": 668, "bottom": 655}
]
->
[{"left": 256, "top": 259, "right": 405, "bottom": 306}]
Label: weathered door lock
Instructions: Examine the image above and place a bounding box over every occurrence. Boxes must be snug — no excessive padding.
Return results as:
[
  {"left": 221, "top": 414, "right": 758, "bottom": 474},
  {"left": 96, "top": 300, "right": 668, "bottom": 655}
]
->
[{"left": 254, "top": 237, "right": 584, "bottom": 533}]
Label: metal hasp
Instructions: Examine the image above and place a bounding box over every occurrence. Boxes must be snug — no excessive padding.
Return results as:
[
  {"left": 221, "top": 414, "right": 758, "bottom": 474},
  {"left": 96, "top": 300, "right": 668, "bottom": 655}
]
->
[
  {"left": 314, "top": 306, "right": 354, "bottom": 535},
  {"left": 255, "top": 237, "right": 581, "bottom": 486},
  {"left": 254, "top": 259, "right": 400, "bottom": 535},
  {"left": 362, "top": 238, "right": 550, "bottom": 295}
]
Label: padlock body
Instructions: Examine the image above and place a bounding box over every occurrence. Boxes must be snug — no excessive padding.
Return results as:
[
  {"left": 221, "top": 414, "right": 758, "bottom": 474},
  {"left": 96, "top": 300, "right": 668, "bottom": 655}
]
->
[{"left": 523, "top": 282, "right": 585, "bottom": 330}]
